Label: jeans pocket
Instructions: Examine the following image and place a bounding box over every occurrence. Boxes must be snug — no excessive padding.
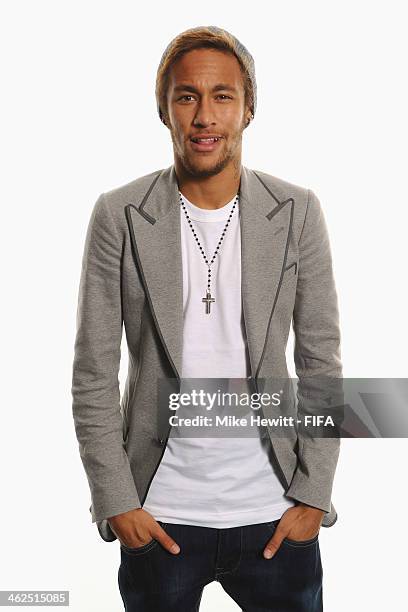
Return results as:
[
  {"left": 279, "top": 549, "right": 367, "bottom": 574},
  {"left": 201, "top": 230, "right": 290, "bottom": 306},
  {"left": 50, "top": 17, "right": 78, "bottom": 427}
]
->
[
  {"left": 120, "top": 521, "right": 167, "bottom": 556},
  {"left": 265, "top": 520, "right": 319, "bottom": 547},
  {"left": 283, "top": 532, "right": 319, "bottom": 547}
]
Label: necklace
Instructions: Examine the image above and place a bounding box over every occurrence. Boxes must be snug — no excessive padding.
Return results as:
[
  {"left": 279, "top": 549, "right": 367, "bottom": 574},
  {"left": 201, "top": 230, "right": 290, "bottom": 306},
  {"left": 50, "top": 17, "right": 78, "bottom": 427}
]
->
[{"left": 179, "top": 191, "right": 239, "bottom": 314}]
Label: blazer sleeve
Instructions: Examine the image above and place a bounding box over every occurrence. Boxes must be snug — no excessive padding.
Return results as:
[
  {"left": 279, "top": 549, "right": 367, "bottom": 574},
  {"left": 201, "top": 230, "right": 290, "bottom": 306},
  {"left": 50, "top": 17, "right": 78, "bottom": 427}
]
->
[
  {"left": 285, "top": 188, "right": 343, "bottom": 514},
  {"left": 71, "top": 193, "right": 141, "bottom": 524}
]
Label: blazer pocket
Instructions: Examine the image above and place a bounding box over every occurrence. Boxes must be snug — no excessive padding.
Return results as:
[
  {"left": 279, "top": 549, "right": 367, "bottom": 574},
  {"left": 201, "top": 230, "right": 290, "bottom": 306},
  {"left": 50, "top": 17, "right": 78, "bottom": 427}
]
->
[{"left": 284, "top": 261, "right": 298, "bottom": 275}]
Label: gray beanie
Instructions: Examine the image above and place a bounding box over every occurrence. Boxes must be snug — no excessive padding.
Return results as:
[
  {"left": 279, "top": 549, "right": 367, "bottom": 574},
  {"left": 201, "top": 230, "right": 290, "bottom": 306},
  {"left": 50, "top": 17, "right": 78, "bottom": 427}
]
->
[{"left": 156, "top": 26, "right": 257, "bottom": 122}]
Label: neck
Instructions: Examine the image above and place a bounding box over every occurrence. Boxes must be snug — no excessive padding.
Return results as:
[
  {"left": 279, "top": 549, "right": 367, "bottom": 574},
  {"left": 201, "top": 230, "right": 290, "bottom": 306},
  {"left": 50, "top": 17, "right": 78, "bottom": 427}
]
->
[{"left": 174, "top": 158, "right": 242, "bottom": 210}]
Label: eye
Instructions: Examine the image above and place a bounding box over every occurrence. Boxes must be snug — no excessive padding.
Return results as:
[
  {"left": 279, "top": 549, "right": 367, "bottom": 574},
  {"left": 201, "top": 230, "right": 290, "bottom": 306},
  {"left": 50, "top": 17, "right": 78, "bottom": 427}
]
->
[
  {"left": 216, "top": 95, "right": 232, "bottom": 100},
  {"left": 178, "top": 95, "right": 195, "bottom": 102}
]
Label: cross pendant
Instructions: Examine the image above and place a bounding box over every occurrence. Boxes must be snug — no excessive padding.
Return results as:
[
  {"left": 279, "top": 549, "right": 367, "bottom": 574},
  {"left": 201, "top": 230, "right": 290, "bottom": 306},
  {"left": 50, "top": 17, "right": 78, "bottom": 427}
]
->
[{"left": 202, "top": 289, "right": 215, "bottom": 314}]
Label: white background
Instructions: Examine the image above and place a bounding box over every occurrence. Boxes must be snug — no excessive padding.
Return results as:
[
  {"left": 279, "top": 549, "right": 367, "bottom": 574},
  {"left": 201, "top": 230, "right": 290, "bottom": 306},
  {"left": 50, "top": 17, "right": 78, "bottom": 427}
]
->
[{"left": 2, "top": 1, "right": 408, "bottom": 610}]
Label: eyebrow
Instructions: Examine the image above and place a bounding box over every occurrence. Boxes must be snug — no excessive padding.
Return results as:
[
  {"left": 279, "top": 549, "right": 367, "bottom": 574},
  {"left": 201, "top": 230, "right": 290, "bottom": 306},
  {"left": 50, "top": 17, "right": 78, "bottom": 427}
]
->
[{"left": 173, "top": 83, "right": 238, "bottom": 94}]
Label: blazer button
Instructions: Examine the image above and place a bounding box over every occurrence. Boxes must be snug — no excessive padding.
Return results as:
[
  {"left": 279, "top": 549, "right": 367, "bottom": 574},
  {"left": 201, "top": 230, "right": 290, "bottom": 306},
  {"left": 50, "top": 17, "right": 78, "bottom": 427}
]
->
[{"left": 158, "top": 437, "right": 164, "bottom": 445}]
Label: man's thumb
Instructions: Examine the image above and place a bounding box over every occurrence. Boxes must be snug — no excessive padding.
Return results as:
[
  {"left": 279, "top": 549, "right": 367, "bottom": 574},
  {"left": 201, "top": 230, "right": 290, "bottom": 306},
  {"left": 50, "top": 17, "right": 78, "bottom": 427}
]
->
[
  {"left": 264, "top": 531, "right": 285, "bottom": 559},
  {"left": 156, "top": 525, "right": 180, "bottom": 555}
]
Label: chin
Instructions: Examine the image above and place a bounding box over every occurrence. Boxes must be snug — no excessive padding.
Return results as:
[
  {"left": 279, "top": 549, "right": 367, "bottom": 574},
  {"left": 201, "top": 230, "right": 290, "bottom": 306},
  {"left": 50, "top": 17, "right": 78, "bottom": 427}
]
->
[{"left": 185, "top": 155, "right": 230, "bottom": 178}]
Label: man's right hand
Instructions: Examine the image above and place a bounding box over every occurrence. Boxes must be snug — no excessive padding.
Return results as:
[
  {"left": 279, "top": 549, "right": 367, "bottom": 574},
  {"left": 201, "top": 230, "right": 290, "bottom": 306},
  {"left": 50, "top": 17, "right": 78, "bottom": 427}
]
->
[{"left": 107, "top": 508, "right": 180, "bottom": 554}]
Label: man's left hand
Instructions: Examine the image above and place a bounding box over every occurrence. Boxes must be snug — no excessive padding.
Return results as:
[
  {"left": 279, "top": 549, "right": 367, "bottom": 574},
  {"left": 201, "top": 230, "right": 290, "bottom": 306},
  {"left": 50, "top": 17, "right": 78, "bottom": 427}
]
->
[{"left": 263, "top": 503, "right": 324, "bottom": 559}]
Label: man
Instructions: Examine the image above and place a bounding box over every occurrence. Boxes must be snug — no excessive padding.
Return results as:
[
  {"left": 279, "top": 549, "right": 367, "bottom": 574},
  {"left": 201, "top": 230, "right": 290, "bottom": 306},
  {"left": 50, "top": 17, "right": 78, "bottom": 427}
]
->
[{"left": 72, "top": 25, "right": 342, "bottom": 611}]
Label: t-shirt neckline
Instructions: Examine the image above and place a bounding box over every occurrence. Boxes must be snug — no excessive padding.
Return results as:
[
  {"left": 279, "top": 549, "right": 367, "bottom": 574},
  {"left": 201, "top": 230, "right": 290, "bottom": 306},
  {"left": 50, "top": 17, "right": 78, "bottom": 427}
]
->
[{"left": 179, "top": 191, "right": 238, "bottom": 222}]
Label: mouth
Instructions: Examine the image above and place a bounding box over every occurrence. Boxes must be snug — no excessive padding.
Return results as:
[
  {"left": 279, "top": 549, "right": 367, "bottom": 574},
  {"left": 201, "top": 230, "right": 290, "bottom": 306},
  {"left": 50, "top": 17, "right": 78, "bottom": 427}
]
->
[{"left": 189, "top": 136, "right": 223, "bottom": 152}]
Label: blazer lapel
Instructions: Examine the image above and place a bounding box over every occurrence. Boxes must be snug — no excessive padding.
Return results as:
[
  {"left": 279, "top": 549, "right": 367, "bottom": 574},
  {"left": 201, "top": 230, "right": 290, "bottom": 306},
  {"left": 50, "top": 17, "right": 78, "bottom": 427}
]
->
[
  {"left": 124, "top": 164, "right": 294, "bottom": 383},
  {"left": 125, "top": 166, "right": 184, "bottom": 380},
  {"left": 239, "top": 167, "right": 294, "bottom": 379}
]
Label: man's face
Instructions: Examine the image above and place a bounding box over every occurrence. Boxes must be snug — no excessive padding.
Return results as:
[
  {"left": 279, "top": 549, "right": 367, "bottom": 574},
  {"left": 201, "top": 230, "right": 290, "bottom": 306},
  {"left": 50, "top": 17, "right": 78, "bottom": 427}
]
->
[{"left": 165, "top": 48, "right": 250, "bottom": 178}]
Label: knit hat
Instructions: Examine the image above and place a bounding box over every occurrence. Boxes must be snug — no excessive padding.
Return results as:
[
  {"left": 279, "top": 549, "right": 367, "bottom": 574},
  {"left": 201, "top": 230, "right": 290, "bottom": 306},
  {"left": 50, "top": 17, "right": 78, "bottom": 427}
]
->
[{"left": 156, "top": 26, "right": 257, "bottom": 122}]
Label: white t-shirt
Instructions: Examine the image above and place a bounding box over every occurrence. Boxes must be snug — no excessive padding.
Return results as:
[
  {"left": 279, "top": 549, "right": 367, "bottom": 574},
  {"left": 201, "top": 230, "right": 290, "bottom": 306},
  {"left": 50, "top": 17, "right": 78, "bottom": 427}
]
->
[{"left": 142, "top": 191, "right": 295, "bottom": 527}]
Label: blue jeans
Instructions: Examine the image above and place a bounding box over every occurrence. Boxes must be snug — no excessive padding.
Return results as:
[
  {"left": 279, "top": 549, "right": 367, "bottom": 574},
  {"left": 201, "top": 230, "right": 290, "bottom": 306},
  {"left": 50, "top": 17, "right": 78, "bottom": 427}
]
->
[{"left": 118, "top": 519, "right": 323, "bottom": 611}]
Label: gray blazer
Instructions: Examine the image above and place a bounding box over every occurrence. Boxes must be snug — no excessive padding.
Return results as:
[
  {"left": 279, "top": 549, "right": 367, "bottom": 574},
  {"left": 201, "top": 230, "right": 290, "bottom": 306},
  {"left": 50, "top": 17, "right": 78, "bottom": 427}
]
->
[{"left": 71, "top": 164, "right": 343, "bottom": 542}]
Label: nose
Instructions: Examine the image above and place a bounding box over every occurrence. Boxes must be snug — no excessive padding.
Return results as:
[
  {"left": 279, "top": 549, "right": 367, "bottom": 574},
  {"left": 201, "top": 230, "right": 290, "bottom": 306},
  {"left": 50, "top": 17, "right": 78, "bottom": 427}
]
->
[{"left": 193, "top": 96, "right": 215, "bottom": 127}]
